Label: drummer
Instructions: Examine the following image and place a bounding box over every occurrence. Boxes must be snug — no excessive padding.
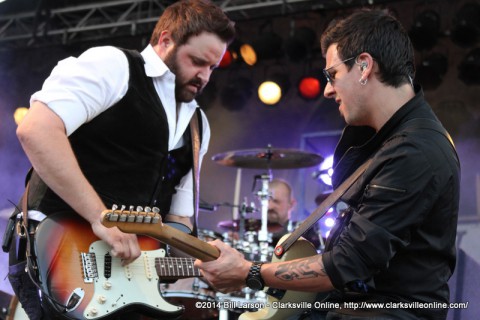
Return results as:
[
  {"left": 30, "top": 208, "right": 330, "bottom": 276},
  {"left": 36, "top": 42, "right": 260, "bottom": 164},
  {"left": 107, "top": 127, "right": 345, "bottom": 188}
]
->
[{"left": 267, "top": 178, "right": 321, "bottom": 249}]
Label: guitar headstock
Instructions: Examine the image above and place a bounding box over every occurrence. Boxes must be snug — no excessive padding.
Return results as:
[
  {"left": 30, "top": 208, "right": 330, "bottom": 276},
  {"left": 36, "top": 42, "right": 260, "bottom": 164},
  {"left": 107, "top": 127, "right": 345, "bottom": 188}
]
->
[
  {"left": 101, "top": 205, "right": 220, "bottom": 261},
  {"left": 101, "top": 205, "right": 165, "bottom": 238}
]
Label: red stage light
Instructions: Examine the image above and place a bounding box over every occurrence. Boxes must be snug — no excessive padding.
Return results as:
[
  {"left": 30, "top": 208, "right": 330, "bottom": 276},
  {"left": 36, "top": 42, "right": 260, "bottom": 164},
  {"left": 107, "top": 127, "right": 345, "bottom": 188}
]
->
[
  {"left": 219, "top": 50, "right": 233, "bottom": 68},
  {"left": 298, "top": 77, "right": 321, "bottom": 99}
]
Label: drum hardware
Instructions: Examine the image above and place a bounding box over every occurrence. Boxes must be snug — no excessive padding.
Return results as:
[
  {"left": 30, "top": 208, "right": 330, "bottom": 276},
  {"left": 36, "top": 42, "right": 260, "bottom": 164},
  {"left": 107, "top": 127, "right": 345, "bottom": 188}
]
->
[
  {"left": 238, "top": 199, "right": 255, "bottom": 246},
  {"left": 211, "top": 145, "right": 325, "bottom": 318},
  {"left": 253, "top": 173, "right": 271, "bottom": 261},
  {"left": 217, "top": 219, "right": 282, "bottom": 233},
  {"left": 213, "top": 144, "right": 323, "bottom": 253}
]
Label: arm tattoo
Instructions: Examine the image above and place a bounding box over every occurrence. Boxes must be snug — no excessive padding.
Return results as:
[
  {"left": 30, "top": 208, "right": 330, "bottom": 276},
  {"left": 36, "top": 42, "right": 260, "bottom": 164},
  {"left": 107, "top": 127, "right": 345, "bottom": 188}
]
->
[{"left": 274, "top": 255, "right": 327, "bottom": 281}]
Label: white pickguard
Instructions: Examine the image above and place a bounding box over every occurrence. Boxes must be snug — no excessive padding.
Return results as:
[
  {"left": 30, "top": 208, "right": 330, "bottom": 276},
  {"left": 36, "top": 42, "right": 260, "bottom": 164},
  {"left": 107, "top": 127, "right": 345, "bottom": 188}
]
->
[{"left": 83, "top": 241, "right": 183, "bottom": 319}]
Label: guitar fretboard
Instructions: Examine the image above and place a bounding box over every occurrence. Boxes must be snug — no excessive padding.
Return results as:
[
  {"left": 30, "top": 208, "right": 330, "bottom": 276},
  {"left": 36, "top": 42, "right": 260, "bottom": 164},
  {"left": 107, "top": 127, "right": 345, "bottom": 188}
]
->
[{"left": 155, "top": 257, "right": 201, "bottom": 278}]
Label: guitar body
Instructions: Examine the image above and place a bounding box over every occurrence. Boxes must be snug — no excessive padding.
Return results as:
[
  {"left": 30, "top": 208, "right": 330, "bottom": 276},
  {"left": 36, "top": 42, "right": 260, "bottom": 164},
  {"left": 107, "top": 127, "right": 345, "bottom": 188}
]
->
[
  {"left": 34, "top": 213, "right": 183, "bottom": 320},
  {"left": 98, "top": 210, "right": 322, "bottom": 320},
  {"left": 239, "top": 234, "right": 318, "bottom": 320}
]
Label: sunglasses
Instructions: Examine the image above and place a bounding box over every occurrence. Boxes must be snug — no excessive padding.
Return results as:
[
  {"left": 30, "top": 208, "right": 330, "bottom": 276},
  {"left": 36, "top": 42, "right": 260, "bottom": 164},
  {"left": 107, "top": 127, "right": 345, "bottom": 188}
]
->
[{"left": 323, "top": 56, "right": 356, "bottom": 84}]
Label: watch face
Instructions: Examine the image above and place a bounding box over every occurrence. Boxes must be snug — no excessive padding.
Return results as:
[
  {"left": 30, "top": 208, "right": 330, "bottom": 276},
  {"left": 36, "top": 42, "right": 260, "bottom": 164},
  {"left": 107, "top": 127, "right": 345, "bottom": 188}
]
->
[{"left": 247, "top": 277, "right": 263, "bottom": 290}]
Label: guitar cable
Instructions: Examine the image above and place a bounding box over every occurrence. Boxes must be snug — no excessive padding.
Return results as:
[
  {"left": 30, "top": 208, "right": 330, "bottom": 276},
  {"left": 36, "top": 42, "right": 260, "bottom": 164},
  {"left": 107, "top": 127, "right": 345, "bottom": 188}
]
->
[
  {"left": 23, "top": 227, "right": 72, "bottom": 314},
  {"left": 11, "top": 202, "right": 71, "bottom": 314}
]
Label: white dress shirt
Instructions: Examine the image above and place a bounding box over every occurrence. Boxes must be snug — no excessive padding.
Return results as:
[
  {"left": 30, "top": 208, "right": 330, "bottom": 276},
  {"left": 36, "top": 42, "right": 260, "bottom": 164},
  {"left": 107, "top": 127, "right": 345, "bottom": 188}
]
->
[{"left": 31, "top": 45, "right": 210, "bottom": 217}]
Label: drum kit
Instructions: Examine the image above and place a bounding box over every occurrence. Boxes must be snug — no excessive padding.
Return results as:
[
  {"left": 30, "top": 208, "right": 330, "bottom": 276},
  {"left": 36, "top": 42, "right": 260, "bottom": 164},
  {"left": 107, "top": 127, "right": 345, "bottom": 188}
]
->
[{"left": 162, "top": 145, "right": 324, "bottom": 320}]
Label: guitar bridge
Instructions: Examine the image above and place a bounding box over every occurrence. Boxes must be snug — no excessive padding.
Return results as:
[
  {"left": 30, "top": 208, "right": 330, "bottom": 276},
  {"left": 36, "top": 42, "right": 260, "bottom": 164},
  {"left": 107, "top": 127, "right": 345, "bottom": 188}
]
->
[{"left": 81, "top": 252, "right": 98, "bottom": 283}]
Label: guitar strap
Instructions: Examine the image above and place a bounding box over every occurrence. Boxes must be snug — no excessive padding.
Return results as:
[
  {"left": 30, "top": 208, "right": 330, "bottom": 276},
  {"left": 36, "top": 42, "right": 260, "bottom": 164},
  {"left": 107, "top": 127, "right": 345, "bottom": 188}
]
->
[
  {"left": 274, "top": 117, "right": 457, "bottom": 258},
  {"left": 274, "top": 158, "right": 372, "bottom": 258},
  {"left": 19, "top": 179, "right": 38, "bottom": 274},
  {"left": 189, "top": 109, "right": 201, "bottom": 238},
  {"left": 21, "top": 181, "right": 31, "bottom": 254}
]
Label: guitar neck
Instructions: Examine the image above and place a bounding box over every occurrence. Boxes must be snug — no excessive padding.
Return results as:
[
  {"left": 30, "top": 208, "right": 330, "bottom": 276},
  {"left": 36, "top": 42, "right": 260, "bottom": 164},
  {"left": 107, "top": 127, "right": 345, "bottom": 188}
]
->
[
  {"left": 156, "top": 257, "right": 201, "bottom": 279},
  {"left": 101, "top": 210, "right": 220, "bottom": 261}
]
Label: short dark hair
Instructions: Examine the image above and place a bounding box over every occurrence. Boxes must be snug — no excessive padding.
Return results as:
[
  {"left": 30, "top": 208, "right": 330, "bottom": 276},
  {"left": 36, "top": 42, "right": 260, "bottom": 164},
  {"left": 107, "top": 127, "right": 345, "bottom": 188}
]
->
[
  {"left": 150, "top": 0, "right": 236, "bottom": 47},
  {"left": 321, "top": 9, "right": 415, "bottom": 87}
]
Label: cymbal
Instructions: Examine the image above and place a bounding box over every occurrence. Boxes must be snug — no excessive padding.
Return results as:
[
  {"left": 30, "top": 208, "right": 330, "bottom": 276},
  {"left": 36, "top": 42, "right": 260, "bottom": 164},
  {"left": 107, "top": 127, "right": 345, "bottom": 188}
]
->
[
  {"left": 212, "top": 147, "right": 323, "bottom": 169},
  {"left": 217, "top": 219, "right": 284, "bottom": 233}
]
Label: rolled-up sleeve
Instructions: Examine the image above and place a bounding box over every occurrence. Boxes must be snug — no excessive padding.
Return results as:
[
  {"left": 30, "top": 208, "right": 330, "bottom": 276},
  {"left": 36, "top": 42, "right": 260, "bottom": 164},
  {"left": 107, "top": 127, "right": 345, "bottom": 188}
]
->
[
  {"left": 30, "top": 46, "right": 129, "bottom": 136},
  {"left": 322, "top": 139, "right": 437, "bottom": 291}
]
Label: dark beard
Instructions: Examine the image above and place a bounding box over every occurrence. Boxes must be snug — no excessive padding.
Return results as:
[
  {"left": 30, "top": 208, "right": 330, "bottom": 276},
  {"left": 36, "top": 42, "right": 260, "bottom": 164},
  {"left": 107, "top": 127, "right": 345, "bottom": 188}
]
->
[{"left": 163, "top": 48, "right": 202, "bottom": 103}]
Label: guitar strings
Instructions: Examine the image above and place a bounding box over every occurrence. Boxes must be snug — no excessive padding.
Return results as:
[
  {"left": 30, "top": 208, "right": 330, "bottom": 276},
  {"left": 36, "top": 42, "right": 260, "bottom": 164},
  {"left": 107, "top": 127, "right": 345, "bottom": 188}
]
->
[{"left": 74, "top": 256, "right": 200, "bottom": 277}]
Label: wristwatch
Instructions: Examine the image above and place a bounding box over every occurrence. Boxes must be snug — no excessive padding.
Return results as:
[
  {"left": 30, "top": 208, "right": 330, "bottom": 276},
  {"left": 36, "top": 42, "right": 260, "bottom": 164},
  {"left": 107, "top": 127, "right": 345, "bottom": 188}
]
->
[{"left": 245, "top": 262, "right": 265, "bottom": 290}]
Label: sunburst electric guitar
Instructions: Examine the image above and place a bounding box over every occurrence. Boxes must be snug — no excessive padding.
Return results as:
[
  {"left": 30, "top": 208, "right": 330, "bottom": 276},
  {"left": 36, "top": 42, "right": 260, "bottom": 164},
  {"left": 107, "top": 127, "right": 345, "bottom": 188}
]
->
[
  {"left": 100, "top": 208, "right": 319, "bottom": 320},
  {"left": 33, "top": 213, "right": 202, "bottom": 320}
]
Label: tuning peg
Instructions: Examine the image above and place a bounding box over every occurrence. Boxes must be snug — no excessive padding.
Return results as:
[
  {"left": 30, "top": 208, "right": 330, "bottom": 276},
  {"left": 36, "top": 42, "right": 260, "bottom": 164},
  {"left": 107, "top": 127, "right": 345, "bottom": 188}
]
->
[
  {"left": 127, "top": 213, "right": 136, "bottom": 223},
  {"left": 110, "top": 212, "right": 119, "bottom": 221},
  {"left": 136, "top": 206, "right": 143, "bottom": 212},
  {"left": 152, "top": 214, "right": 161, "bottom": 224},
  {"left": 135, "top": 214, "right": 144, "bottom": 223},
  {"left": 144, "top": 206, "right": 152, "bottom": 213},
  {"left": 129, "top": 205, "right": 134, "bottom": 212},
  {"left": 152, "top": 207, "right": 160, "bottom": 213},
  {"left": 112, "top": 204, "right": 118, "bottom": 211},
  {"left": 144, "top": 214, "right": 152, "bottom": 223}
]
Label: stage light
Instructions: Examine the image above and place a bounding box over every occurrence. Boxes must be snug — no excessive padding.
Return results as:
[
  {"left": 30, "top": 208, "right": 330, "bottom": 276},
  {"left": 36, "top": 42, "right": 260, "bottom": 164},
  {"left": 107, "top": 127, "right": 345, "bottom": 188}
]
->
[
  {"left": 458, "top": 47, "right": 480, "bottom": 85},
  {"left": 298, "top": 76, "right": 321, "bottom": 100},
  {"left": 240, "top": 43, "right": 257, "bottom": 66},
  {"left": 13, "top": 107, "right": 29, "bottom": 125},
  {"left": 313, "top": 155, "right": 334, "bottom": 186},
  {"left": 415, "top": 53, "right": 448, "bottom": 90},
  {"left": 409, "top": 10, "right": 440, "bottom": 51},
  {"left": 257, "top": 73, "right": 290, "bottom": 106},
  {"left": 451, "top": 2, "right": 480, "bottom": 48},
  {"left": 240, "top": 32, "right": 283, "bottom": 66},
  {"left": 324, "top": 217, "right": 335, "bottom": 228},
  {"left": 258, "top": 81, "right": 282, "bottom": 105},
  {"left": 219, "top": 50, "right": 234, "bottom": 68}
]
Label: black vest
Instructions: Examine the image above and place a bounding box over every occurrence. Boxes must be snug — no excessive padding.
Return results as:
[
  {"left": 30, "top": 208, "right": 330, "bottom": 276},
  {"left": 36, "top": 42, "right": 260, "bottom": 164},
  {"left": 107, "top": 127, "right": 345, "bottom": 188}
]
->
[{"left": 32, "top": 48, "right": 197, "bottom": 218}]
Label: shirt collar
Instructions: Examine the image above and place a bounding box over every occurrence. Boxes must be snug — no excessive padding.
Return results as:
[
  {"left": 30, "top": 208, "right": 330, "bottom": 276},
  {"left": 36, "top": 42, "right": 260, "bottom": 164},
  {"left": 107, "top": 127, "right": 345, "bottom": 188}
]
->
[
  {"left": 140, "top": 45, "right": 200, "bottom": 112},
  {"left": 141, "top": 44, "right": 171, "bottom": 78}
]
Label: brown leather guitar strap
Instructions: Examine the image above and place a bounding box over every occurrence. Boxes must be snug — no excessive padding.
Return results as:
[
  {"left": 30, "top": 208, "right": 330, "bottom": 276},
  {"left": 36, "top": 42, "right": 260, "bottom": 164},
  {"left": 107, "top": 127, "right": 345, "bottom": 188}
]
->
[
  {"left": 190, "top": 110, "right": 201, "bottom": 237},
  {"left": 20, "top": 180, "right": 34, "bottom": 263}
]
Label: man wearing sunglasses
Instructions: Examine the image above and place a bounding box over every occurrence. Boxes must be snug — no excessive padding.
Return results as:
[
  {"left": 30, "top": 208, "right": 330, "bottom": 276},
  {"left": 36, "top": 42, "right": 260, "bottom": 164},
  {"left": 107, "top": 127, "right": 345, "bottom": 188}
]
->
[{"left": 196, "top": 8, "right": 460, "bottom": 320}]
